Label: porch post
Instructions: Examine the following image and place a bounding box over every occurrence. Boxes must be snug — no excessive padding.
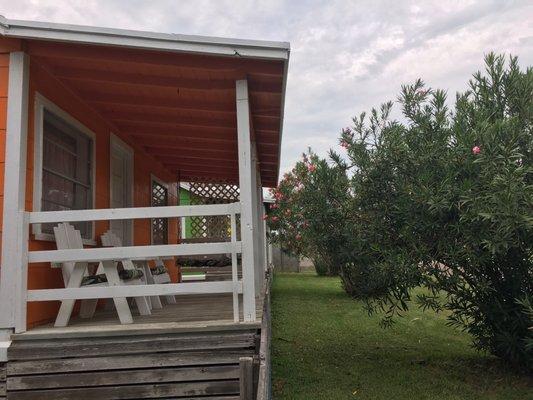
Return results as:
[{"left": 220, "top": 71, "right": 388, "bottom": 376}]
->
[
  {"left": 0, "top": 52, "right": 30, "bottom": 333},
  {"left": 236, "top": 79, "right": 256, "bottom": 321},
  {"left": 254, "top": 165, "right": 266, "bottom": 290}
]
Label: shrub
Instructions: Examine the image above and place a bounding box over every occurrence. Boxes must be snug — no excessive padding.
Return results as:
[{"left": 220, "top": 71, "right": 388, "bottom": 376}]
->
[
  {"left": 334, "top": 54, "right": 532, "bottom": 369},
  {"left": 267, "top": 151, "right": 349, "bottom": 276}
]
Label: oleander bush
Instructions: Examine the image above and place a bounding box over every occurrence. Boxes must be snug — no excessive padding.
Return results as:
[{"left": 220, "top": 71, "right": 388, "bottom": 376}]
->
[{"left": 268, "top": 53, "right": 532, "bottom": 369}]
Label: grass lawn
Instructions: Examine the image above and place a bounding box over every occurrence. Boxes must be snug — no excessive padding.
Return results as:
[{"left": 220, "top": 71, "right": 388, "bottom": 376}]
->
[{"left": 271, "top": 273, "right": 532, "bottom": 400}]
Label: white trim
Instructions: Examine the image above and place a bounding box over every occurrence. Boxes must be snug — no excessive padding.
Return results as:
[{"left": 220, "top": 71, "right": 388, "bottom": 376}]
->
[
  {"left": 29, "top": 242, "right": 242, "bottom": 263},
  {"left": 27, "top": 281, "right": 242, "bottom": 302},
  {"left": 29, "top": 202, "right": 240, "bottom": 223},
  {"left": 110, "top": 133, "right": 134, "bottom": 246},
  {"left": 0, "top": 52, "right": 30, "bottom": 331},
  {"left": 32, "top": 93, "right": 96, "bottom": 243},
  {"left": 0, "top": 16, "right": 290, "bottom": 60}
]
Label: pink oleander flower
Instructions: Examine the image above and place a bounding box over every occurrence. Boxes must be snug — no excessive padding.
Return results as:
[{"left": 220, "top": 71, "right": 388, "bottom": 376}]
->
[
  {"left": 472, "top": 146, "right": 481, "bottom": 155},
  {"left": 262, "top": 214, "right": 268, "bottom": 221},
  {"left": 295, "top": 234, "right": 302, "bottom": 241},
  {"left": 307, "top": 164, "right": 316, "bottom": 172},
  {"left": 271, "top": 216, "right": 279, "bottom": 222},
  {"left": 340, "top": 140, "right": 349, "bottom": 149}
]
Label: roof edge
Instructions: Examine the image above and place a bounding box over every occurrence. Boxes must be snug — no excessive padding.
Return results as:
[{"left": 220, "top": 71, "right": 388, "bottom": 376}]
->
[{"left": 0, "top": 16, "right": 290, "bottom": 60}]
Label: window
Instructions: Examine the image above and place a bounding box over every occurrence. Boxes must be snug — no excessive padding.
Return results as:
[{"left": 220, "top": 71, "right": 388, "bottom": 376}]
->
[
  {"left": 34, "top": 95, "right": 95, "bottom": 240},
  {"left": 151, "top": 177, "right": 168, "bottom": 245}
]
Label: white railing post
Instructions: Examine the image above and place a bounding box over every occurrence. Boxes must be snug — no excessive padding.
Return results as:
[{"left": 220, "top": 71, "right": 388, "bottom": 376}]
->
[
  {"left": 236, "top": 79, "right": 257, "bottom": 322},
  {"left": 0, "top": 52, "right": 30, "bottom": 334},
  {"left": 230, "top": 209, "right": 239, "bottom": 322}
]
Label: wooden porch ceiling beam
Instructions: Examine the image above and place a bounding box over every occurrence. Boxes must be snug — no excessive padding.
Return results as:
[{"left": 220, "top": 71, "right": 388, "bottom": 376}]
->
[
  {"left": 27, "top": 42, "right": 285, "bottom": 76},
  {"left": 129, "top": 132, "right": 277, "bottom": 146},
  {"left": 143, "top": 144, "right": 238, "bottom": 157},
  {"left": 126, "top": 128, "right": 278, "bottom": 144},
  {"left": 115, "top": 120, "right": 278, "bottom": 135},
  {"left": 153, "top": 153, "right": 279, "bottom": 165},
  {"left": 108, "top": 112, "right": 236, "bottom": 129},
  {"left": 136, "top": 137, "right": 278, "bottom": 155},
  {"left": 143, "top": 146, "right": 278, "bottom": 164},
  {"left": 86, "top": 95, "right": 281, "bottom": 118},
  {"left": 108, "top": 112, "right": 281, "bottom": 131},
  {"left": 50, "top": 65, "right": 283, "bottom": 93}
]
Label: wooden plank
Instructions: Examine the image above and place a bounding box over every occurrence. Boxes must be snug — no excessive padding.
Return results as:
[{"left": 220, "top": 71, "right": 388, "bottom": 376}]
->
[
  {"left": 239, "top": 357, "right": 254, "bottom": 400},
  {"left": 7, "top": 380, "right": 239, "bottom": 400},
  {"left": 8, "top": 349, "right": 255, "bottom": 375},
  {"left": 8, "top": 365, "right": 239, "bottom": 390},
  {"left": 52, "top": 65, "right": 282, "bottom": 94},
  {"left": 27, "top": 281, "right": 242, "bottom": 302},
  {"left": 28, "top": 202, "right": 240, "bottom": 224},
  {"left": 8, "top": 332, "right": 256, "bottom": 360}
]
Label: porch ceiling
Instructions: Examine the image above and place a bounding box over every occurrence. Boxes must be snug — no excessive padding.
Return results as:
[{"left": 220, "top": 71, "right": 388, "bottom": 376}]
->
[{"left": 26, "top": 39, "right": 287, "bottom": 187}]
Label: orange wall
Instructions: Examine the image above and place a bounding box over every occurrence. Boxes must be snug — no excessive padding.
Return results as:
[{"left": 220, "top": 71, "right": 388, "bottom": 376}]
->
[{"left": 0, "top": 41, "right": 179, "bottom": 329}]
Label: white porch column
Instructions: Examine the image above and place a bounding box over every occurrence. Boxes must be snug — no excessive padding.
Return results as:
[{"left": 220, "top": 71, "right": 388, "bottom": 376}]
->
[
  {"left": 254, "top": 165, "right": 266, "bottom": 289},
  {"left": 0, "top": 52, "right": 30, "bottom": 334},
  {"left": 236, "top": 79, "right": 256, "bottom": 321}
]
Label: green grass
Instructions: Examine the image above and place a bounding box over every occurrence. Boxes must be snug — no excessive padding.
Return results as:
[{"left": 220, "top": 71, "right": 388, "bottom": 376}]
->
[{"left": 271, "top": 273, "right": 532, "bottom": 400}]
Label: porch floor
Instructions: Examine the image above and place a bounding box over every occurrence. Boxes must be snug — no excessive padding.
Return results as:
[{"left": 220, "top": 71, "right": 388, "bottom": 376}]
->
[{"left": 16, "top": 293, "right": 262, "bottom": 340}]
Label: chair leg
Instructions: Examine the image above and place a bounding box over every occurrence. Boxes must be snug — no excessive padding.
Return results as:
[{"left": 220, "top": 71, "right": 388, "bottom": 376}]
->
[
  {"left": 165, "top": 295, "right": 177, "bottom": 304},
  {"left": 143, "top": 264, "right": 162, "bottom": 309},
  {"left": 131, "top": 280, "right": 151, "bottom": 316},
  {"left": 55, "top": 265, "right": 86, "bottom": 327},
  {"left": 101, "top": 261, "right": 133, "bottom": 324}
]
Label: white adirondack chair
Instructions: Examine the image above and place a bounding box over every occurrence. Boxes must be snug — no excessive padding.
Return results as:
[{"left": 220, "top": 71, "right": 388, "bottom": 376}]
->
[
  {"left": 52, "top": 223, "right": 150, "bottom": 327},
  {"left": 101, "top": 230, "right": 176, "bottom": 309}
]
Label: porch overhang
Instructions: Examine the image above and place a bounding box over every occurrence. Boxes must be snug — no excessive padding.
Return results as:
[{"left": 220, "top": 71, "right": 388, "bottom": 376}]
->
[{"left": 0, "top": 16, "right": 290, "bottom": 187}]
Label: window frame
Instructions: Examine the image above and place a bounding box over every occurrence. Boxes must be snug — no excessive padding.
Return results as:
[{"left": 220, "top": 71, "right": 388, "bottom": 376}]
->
[
  {"left": 32, "top": 93, "right": 97, "bottom": 245},
  {"left": 150, "top": 174, "right": 169, "bottom": 245}
]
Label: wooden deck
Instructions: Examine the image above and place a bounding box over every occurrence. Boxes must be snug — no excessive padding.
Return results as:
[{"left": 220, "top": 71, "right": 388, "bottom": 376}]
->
[
  {"left": 16, "top": 293, "right": 262, "bottom": 340},
  {"left": 3, "top": 293, "right": 266, "bottom": 400}
]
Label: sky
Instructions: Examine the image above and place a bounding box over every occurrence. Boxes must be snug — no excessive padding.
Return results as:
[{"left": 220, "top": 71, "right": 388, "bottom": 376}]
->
[{"left": 1, "top": 0, "right": 532, "bottom": 175}]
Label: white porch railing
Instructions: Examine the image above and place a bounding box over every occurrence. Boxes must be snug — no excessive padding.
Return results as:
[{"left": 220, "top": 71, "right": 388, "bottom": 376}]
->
[{"left": 25, "top": 202, "right": 243, "bottom": 328}]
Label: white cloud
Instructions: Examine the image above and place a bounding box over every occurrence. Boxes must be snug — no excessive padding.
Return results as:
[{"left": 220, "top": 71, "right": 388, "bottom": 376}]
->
[{"left": 1, "top": 0, "right": 532, "bottom": 178}]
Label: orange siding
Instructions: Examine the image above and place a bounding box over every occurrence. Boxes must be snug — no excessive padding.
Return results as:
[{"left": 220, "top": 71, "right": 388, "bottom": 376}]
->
[{"left": 0, "top": 40, "right": 180, "bottom": 329}]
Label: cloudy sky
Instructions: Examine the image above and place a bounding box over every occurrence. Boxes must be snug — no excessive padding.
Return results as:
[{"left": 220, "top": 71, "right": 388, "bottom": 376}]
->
[{"left": 1, "top": 0, "right": 532, "bottom": 174}]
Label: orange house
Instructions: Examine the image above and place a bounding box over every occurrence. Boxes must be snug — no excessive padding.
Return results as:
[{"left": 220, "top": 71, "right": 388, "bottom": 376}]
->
[{"left": 0, "top": 16, "right": 289, "bottom": 340}]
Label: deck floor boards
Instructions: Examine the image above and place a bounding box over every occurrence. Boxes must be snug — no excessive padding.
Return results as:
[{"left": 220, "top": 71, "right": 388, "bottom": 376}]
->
[{"left": 17, "top": 293, "right": 262, "bottom": 339}]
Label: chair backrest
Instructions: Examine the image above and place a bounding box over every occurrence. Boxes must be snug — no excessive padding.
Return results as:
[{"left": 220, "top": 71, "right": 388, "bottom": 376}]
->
[
  {"left": 101, "top": 231, "right": 122, "bottom": 247},
  {"left": 101, "top": 230, "right": 136, "bottom": 271},
  {"left": 53, "top": 223, "right": 87, "bottom": 284}
]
